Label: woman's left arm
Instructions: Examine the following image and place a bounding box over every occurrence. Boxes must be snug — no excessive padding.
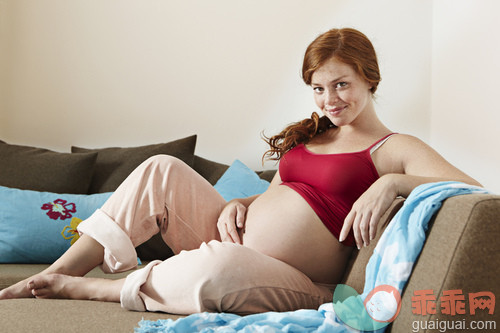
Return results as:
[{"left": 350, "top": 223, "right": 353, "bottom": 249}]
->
[{"left": 340, "top": 135, "right": 482, "bottom": 249}]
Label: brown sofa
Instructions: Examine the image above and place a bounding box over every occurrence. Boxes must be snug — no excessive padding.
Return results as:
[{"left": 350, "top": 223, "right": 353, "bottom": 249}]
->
[{"left": 1, "top": 138, "right": 499, "bottom": 332}]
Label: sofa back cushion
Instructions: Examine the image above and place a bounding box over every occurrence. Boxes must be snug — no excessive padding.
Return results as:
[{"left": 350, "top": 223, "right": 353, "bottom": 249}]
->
[
  {"left": 0, "top": 140, "right": 97, "bottom": 194},
  {"left": 213, "top": 160, "right": 270, "bottom": 201},
  {"left": 72, "top": 135, "right": 197, "bottom": 193},
  {"left": 193, "top": 155, "right": 277, "bottom": 185},
  {"left": 192, "top": 155, "right": 229, "bottom": 185}
]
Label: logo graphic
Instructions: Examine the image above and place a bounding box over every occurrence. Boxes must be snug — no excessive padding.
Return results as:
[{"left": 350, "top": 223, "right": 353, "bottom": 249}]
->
[
  {"left": 411, "top": 289, "right": 496, "bottom": 316},
  {"left": 333, "top": 284, "right": 402, "bottom": 331},
  {"left": 364, "top": 285, "right": 402, "bottom": 323}
]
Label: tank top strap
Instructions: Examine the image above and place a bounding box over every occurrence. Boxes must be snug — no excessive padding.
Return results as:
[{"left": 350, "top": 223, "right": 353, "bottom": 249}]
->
[{"left": 369, "top": 133, "right": 398, "bottom": 155}]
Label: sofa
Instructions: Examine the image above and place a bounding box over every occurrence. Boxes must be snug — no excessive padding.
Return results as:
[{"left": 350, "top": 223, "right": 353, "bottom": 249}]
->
[{"left": 0, "top": 136, "right": 498, "bottom": 332}]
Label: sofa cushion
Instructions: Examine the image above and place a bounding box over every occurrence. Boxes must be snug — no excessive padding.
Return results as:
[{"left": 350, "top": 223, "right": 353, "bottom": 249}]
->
[
  {"left": 0, "top": 262, "right": 182, "bottom": 332},
  {"left": 71, "top": 135, "right": 197, "bottom": 193},
  {"left": 0, "top": 296, "right": 182, "bottom": 332},
  {"left": 192, "top": 155, "right": 229, "bottom": 185},
  {"left": 193, "top": 155, "right": 276, "bottom": 185},
  {"left": 256, "top": 169, "right": 277, "bottom": 183},
  {"left": 0, "top": 140, "right": 97, "bottom": 194},
  {"left": 214, "top": 160, "right": 270, "bottom": 201},
  {"left": 0, "top": 186, "right": 112, "bottom": 263}
]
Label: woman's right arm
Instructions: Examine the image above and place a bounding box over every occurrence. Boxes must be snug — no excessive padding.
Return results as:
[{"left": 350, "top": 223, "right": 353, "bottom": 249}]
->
[{"left": 217, "top": 170, "right": 282, "bottom": 244}]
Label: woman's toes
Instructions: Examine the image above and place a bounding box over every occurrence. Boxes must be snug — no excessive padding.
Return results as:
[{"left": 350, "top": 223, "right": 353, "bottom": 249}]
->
[
  {"left": 0, "top": 279, "right": 35, "bottom": 299},
  {"left": 27, "top": 274, "right": 61, "bottom": 299},
  {"left": 27, "top": 279, "right": 38, "bottom": 290}
]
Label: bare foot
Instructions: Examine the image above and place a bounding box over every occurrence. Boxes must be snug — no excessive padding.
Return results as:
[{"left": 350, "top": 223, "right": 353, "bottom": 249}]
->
[
  {"left": 0, "top": 277, "right": 37, "bottom": 299},
  {"left": 1, "top": 234, "right": 106, "bottom": 300},
  {"left": 27, "top": 274, "right": 122, "bottom": 302},
  {"left": 28, "top": 274, "right": 77, "bottom": 299}
]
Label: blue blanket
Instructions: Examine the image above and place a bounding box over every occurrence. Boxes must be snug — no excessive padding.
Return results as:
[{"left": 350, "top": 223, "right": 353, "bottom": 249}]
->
[{"left": 135, "top": 182, "right": 489, "bottom": 333}]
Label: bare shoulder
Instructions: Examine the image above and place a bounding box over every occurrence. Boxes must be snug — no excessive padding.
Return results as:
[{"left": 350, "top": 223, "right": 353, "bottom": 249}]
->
[
  {"left": 382, "top": 134, "right": 440, "bottom": 159},
  {"left": 373, "top": 133, "right": 453, "bottom": 175},
  {"left": 386, "top": 133, "right": 430, "bottom": 149},
  {"left": 382, "top": 133, "right": 479, "bottom": 184}
]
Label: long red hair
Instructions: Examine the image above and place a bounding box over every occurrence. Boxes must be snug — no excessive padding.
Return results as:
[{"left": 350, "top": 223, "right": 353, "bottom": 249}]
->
[{"left": 262, "top": 28, "right": 381, "bottom": 162}]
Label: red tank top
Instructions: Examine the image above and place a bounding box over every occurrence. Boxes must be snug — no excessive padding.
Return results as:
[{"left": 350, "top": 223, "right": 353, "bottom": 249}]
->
[{"left": 279, "top": 134, "right": 395, "bottom": 247}]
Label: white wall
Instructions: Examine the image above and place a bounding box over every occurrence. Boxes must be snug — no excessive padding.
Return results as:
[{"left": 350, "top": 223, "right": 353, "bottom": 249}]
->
[
  {"left": 6, "top": 1, "right": 499, "bottom": 192},
  {"left": 0, "top": 0, "right": 432, "bottom": 171},
  {"left": 8, "top": 0, "right": 497, "bottom": 192},
  {"left": 431, "top": 0, "right": 500, "bottom": 192},
  {"left": 0, "top": 0, "right": 7, "bottom": 135}
]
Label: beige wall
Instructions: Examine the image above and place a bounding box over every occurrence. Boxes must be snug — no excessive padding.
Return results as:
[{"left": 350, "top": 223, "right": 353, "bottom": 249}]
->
[
  {"left": 4, "top": 0, "right": 497, "bottom": 192},
  {"left": 0, "top": 0, "right": 432, "bottom": 170},
  {"left": 0, "top": 0, "right": 7, "bottom": 135},
  {"left": 431, "top": 0, "right": 500, "bottom": 192}
]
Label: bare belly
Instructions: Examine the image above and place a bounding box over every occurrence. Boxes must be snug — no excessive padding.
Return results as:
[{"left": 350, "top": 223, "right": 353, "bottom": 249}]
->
[{"left": 241, "top": 185, "right": 354, "bottom": 284}]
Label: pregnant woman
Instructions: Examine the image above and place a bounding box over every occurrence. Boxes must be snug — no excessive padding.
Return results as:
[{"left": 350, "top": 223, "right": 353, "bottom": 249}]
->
[{"left": 0, "top": 28, "right": 480, "bottom": 314}]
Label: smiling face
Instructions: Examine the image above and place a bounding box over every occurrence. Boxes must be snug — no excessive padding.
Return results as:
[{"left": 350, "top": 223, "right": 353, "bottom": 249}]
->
[{"left": 311, "top": 57, "right": 374, "bottom": 127}]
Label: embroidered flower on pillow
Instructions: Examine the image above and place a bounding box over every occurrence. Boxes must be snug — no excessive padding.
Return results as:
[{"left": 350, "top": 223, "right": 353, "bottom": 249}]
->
[
  {"left": 41, "top": 199, "right": 83, "bottom": 245},
  {"left": 61, "top": 217, "right": 83, "bottom": 245},
  {"left": 41, "top": 199, "right": 76, "bottom": 220}
]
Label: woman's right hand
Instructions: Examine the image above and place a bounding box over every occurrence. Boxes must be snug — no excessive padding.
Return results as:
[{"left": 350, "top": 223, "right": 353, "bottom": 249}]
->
[{"left": 217, "top": 200, "right": 247, "bottom": 244}]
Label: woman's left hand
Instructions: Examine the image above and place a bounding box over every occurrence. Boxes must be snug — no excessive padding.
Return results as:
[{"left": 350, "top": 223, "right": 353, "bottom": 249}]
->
[{"left": 339, "top": 174, "right": 398, "bottom": 249}]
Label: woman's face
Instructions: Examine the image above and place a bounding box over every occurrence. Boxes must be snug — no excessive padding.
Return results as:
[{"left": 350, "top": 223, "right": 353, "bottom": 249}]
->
[{"left": 311, "top": 57, "right": 373, "bottom": 127}]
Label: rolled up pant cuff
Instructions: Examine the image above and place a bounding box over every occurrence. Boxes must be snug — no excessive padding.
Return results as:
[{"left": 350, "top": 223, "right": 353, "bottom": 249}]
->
[
  {"left": 77, "top": 209, "right": 138, "bottom": 273},
  {"left": 120, "top": 260, "right": 162, "bottom": 311}
]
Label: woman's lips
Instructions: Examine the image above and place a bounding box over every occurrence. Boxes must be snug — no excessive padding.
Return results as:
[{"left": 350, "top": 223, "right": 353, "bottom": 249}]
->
[{"left": 326, "top": 105, "right": 346, "bottom": 116}]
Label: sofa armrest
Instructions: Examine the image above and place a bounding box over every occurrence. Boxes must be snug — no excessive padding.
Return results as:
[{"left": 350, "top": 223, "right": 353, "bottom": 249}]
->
[{"left": 391, "top": 193, "right": 500, "bottom": 331}]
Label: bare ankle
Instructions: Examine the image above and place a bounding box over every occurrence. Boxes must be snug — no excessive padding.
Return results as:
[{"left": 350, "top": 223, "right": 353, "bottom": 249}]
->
[{"left": 40, "top": 235, "right": 105, "bottom": 277}]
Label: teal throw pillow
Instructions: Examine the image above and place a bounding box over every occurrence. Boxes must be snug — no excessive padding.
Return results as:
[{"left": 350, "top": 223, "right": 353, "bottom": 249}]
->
[
  {"left": 214, "top": 160, "right": 270, "bottom": 201},
  {"left": 0, "top": 186, "right": 112, "bottom": 263}
]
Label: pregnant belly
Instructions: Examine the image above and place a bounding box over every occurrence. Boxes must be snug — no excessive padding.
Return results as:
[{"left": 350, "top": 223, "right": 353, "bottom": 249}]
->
[{"left": 242, "top": 185, "right": 353, "bottom": 284}]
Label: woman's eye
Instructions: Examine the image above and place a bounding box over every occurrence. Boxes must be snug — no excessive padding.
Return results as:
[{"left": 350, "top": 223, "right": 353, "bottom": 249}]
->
[
  {"left": 313, "top": 87, "right": 324, "bottom": 93},
  {"left": 336, "top": 82, "right": 348, "bottom": 89}
]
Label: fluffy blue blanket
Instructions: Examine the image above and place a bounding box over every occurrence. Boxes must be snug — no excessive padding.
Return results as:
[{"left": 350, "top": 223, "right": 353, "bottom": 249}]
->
[{"left": 135, "top": 182, "right": 488, "bottom": 333}]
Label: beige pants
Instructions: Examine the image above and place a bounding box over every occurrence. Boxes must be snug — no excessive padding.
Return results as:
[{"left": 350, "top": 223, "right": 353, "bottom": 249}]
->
[{"left": 77, "top": 155, "right": 333, "bottom": 315}]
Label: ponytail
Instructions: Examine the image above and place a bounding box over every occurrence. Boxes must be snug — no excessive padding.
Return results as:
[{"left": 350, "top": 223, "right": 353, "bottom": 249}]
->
[{"left": 262, "top": 112, "right": 334, "bottom": 162}]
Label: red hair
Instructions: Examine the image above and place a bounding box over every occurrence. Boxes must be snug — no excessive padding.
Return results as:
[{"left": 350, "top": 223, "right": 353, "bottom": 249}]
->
[{"left": 263, "top": 28, "right": 381, "bottom": 162}]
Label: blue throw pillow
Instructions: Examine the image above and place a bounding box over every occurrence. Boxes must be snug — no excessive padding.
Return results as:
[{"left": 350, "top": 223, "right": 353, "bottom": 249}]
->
[
  {"left": 214, "top": 160, "right": 270, "bottom": 201},
  {"left": 0, "top": 186, "right": 112, "bottom": 263}
]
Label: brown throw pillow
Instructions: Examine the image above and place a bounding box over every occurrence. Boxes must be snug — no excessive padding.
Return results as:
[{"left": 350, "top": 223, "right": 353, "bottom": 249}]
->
[
  {"left": 192, "top": 155, "right": 230, "bottom": 185},
  {"left": 71, "top": 135, "right": 197, "bottom": 193},
  {"left": 0, "top": 140, "right": 97, "bottom": 194}
]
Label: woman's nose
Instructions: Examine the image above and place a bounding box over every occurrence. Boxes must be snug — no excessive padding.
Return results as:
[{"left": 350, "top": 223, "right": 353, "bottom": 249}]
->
[{"left": 325, "top": 89, "right": 339, "bottom": 106}]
